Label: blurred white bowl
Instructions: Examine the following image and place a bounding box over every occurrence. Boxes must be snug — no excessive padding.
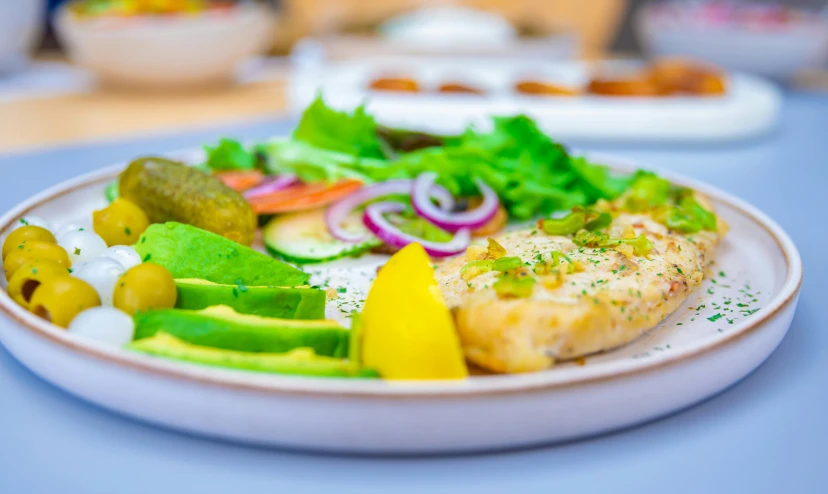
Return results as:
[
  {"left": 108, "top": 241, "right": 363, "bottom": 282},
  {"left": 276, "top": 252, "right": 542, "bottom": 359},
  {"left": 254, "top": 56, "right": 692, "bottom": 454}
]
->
[
  {"left": 55, "top": 3, "right": 274, "bottom": 89},
  {"left": 636, "top": 5, "right": 828, "bottom": 81},
  {"left": 0, "top": 0, "right": 45, "bottom": 74}
]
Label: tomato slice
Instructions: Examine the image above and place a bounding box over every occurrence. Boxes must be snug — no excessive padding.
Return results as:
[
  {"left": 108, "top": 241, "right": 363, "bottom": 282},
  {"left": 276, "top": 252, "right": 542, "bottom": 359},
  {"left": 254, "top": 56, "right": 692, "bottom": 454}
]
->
[
  {"left": 247, "top": 179, "right": 363, "bottom": 214},
  {"left": 216, "top": 170, "right": 264, "bottom": 192}
]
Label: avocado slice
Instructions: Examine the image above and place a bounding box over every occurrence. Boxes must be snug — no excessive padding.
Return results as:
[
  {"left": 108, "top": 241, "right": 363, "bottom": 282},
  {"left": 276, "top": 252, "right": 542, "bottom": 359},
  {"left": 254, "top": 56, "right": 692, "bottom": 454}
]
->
[
  {"left": 129, "top": 332, "right": 377, "bottom": 378},
  {"left": 135, "top": 222, "right": 308, "bottom": 287},
  {"left": 134, "top": 305, "right": 348, "bottom": 357},
  {"left": 175, "top": 279, "right": 325, "bottom": 320},
  {"left": 348, "top": 311, "right": 363, "bottom": 365}
]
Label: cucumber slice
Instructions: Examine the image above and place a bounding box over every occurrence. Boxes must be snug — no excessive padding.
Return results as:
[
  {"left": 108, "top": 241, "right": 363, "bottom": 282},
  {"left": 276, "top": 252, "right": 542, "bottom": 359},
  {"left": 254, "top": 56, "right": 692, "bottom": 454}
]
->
[{"left": 263, "top": 209, "right": 381, "bottom": 264}]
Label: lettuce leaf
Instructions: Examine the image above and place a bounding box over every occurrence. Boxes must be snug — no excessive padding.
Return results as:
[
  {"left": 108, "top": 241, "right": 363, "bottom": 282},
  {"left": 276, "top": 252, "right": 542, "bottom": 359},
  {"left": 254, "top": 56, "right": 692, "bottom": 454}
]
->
[
  {"left": 293, "top": 97, "right": 387, "bottom": 159},
  {"left": 260, "top": 140, "right": 395, "bottom": 183},
  {"left": 254, "top": 98, "right": 639, "bottom": 219},
  {"left": 204, "top": 138, "right": 255, "bottom": 171}
]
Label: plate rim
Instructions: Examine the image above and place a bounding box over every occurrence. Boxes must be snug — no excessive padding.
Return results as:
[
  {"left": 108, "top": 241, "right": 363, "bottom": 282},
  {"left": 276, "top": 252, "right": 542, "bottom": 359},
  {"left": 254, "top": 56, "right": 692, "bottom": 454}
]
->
[{"left": 0, "top": 151, "right": 803, "bottom": 399}]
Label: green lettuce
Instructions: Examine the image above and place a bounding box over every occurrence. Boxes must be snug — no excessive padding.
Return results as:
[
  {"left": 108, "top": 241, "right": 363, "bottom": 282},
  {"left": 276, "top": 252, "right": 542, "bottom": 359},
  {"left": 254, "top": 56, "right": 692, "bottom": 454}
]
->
[
  {"left": 236, "top": 96, "right": 640, "bottom": 220},
  {"left": 293, "top": 97, "right": 388, "bottom": 159},
  {"left": 204, "top": 138, "right": 255, "bottom": 171}
]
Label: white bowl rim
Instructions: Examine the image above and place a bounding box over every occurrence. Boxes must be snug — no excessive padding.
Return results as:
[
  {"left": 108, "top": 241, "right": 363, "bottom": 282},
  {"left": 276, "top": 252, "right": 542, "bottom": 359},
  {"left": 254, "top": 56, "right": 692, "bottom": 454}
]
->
[
  {"left": 0, "top": 151, "right": 803, "bottom": 399},
  {"left": 56, "top": 2, "right": 269, "bottom": 35}
]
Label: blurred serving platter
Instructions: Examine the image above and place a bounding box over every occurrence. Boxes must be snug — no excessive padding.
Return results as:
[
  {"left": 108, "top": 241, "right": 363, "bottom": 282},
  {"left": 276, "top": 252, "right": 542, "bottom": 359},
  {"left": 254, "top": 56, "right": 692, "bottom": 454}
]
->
[{"left": 288, "top": 57, "right": 782, "bottom": 142}]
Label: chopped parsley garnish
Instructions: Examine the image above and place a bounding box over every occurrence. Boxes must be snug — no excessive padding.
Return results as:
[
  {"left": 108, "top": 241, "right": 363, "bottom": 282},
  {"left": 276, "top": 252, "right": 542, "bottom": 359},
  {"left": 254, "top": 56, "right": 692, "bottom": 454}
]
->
[{"left": 707, "top": 313, "right": 723, "bottom": 322}]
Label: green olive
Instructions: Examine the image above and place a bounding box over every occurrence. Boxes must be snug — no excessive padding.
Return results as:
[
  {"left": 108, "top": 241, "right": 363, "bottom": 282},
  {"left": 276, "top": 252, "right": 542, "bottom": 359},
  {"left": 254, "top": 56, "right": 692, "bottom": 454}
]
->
[
  {"left": 29, "top": 277, "right": 101, "bottom": 328},
  {"left": 2, "top": 226, "right": 56, "bottom": 260},
  {"left": 7, "top": 259, "right": 71, "bottom": 309},
  {"left": 113, "top": 263, "right": 177, "bottom": 315},
  {"left": 93, "top": 198, "right": 150, "bottom": 247},
  {"left": 4, "top": 241, "right": 71, "bottom": 281}
]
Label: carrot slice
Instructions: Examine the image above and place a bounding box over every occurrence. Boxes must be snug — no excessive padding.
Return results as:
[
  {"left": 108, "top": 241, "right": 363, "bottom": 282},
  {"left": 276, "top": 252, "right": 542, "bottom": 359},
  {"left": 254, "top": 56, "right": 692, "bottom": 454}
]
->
[
  {"left": 216, "top": 170, "right": 264, "bottom": 192},
  {"left": 248, "top": 179, "right": 363, "bottom": 214}
]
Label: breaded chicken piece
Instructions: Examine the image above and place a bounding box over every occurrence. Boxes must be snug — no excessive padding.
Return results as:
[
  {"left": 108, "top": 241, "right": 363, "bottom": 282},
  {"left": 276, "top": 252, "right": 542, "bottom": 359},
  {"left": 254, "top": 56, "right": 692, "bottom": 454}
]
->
[{"left": 435, "top": 198, "right": 725, "bottom": 373}]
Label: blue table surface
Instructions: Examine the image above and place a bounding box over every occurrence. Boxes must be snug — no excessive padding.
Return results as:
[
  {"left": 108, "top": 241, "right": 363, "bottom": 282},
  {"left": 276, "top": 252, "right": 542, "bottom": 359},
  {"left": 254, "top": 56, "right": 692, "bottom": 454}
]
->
[{"left": 1, "top": 94, "right": 826, "bottom": 494}]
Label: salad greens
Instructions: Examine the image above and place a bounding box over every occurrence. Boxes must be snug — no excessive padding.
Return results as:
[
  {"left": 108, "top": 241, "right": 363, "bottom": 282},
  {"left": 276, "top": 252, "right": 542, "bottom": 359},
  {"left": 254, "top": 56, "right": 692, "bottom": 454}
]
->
[
  {"left": 292, "top": 97, "right": 388, "bottom": 159},
  {"left": 203, "top": 138, "right": 256, "bottom": 171},
  {"left": 204, "top": 96, "right": 651, "bottom": 220}
]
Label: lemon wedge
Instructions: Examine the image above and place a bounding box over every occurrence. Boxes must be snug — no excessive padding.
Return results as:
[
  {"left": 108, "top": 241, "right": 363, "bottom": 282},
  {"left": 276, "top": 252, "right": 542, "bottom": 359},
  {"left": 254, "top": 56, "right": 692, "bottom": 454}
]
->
[{"left": 361, "top": 243, "right": 468, "bottom": 380}]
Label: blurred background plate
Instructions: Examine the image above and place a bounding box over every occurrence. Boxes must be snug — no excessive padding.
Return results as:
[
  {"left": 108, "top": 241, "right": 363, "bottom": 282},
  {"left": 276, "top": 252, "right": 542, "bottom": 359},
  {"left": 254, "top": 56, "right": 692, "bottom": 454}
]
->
[
  {"left": 0, "top": 0, "right": 47, "bottom": 74},
  {"left": 636, "top": 1, "right": 828, "bottom": 81},
  {"left": 303, "top": 4, "right": 578, "bottom": 61},
  {"left": 54, "top": 1, "right": 275, "bottom": 89},
  {"left": 288, "top": 57, "right": 783, "bottom": 142}
]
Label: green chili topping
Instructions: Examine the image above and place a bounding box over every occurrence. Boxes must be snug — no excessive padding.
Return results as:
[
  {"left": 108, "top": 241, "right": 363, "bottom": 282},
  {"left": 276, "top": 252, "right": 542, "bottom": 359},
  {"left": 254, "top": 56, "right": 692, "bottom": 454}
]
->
[
  {"left": 493, "top": 274, "right": 536, "bottom": 298},
  {"left": 460, "top": 260, "right": 494, "bottom": 281},
  {"left": 622, "top": 175, "right": 671, "bottom": 211},
  {"left": 662, "top": 191, "right": 717, "bottom": 233},
  {"left": 492, "top": 256, "right": 523, "bottom": 272},
  {"left": 541, "top": 207, "right": 612, "bottom": 236},
  {"left": 573, "top": 230, "right": 653, "bottom": 257}
]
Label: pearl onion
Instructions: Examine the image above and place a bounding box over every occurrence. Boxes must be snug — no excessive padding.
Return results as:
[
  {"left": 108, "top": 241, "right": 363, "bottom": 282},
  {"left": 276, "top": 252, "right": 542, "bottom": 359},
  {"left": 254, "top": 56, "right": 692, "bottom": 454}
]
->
[
  {"left": 68, "top": 307, "right": 135, "bottom": 347},
  {"left": 58, "top": 230, "right": 107, "bottom": 267},
  {"left": 72, "top": 257, "right": 126, "bottom": 306},
  {"left": 98, "top": 245, "right": 142, "bottom": 271},
  {"left": 54, "top": 223, "right": 88, "bottom": 241}
]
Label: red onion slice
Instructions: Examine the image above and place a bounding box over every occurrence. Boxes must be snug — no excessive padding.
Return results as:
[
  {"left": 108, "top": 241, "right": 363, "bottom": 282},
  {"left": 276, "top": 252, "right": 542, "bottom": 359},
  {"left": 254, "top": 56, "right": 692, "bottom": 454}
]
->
[
  {"left": 411, "top": 172, "right": 499, "bottom": 232},
  {"left": 325, "top": 179, "right": 454, "bottom": 243},
  {"left": 243, "top": 174, "right": 299, "bottom": 199},
  {"left": 363, "top": 201, "right": 470, "bottom": 257}
]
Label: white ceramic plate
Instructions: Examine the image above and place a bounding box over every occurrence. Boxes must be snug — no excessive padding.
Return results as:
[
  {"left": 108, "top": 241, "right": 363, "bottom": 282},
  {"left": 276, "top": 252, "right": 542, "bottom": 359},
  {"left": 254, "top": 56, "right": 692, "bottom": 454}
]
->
[
  {"left": 288, "top": 58, "right": 783, "bottom": 142},
  {"left": 0, "top": 150, "right": 802, "bottom": 454}
]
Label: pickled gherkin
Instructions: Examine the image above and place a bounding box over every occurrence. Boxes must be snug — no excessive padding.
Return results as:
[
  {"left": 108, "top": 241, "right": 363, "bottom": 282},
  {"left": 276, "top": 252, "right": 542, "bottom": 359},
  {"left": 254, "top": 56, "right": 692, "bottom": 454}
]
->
[{"left": 119, "top": 157, "right": 257, "bottom": 246}]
